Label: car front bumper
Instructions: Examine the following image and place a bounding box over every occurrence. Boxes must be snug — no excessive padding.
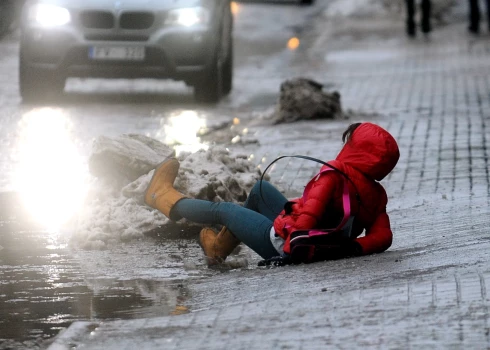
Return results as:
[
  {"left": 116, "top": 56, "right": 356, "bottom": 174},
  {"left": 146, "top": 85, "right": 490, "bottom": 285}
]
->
[{"left": 21, "top": 23, "right": 219, "bottom": 82}]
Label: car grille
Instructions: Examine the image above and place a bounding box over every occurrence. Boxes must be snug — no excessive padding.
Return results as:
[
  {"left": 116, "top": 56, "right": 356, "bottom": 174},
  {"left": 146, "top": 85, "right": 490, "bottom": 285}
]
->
[
  {"left": 80, "top": 11, "right": 115, "bottom": 29},
  {"left": 120, "top": 12, "right": 154, "bottom": 30},
  {"left": 79, "top": 11, "right": 154, "bottom": 30},
  {"left": 84, "top": 34, "right": 149, "bottom": 41}
]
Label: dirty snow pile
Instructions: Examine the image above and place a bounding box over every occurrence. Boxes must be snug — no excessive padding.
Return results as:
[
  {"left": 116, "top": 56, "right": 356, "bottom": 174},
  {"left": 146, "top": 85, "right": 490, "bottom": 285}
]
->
[
  {"left": 273, "top": 78, "right": 344, "bottom": 124},
  {"left": 71, "top": 134, "right": 263, "bottom": 250}
]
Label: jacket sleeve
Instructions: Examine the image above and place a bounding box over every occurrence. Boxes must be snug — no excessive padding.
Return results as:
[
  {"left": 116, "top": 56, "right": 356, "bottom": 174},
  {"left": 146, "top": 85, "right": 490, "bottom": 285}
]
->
[
  {"left": 274, "top": 173, "right": 338, "bottom": 238},
  {"left": 355, "top": 211, "right": 393, "bottom": 255}
]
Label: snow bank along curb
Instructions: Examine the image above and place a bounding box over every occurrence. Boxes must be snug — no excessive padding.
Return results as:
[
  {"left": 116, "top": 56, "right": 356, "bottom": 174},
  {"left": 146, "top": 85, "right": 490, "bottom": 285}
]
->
[{"left": 71, "top": 135, "right": 264, "bottom": 250}]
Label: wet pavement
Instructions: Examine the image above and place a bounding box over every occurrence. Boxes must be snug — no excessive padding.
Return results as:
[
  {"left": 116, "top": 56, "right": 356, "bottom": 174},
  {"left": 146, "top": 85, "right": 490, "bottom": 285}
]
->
[
  {"left": 2, "top": 0, "right": 490, "bottom": 349},
  {"left": 0, "top": 2, "right": 327, "bottom": 348},
  {"left": 0, "top": 192, "right": 203, "bottom": 348}
]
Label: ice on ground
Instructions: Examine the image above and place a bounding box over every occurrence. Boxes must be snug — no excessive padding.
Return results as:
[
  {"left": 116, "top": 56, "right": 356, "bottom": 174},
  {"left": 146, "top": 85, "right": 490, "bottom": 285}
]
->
[
  {"left": 71, "top": 134, "right": 264, "bottom": 250},
  {"left": 324, "top": 0, "right": 387, "bottom": 18},
  {"left": 324, "top": 0, "right": 455, "bottom": 20}
]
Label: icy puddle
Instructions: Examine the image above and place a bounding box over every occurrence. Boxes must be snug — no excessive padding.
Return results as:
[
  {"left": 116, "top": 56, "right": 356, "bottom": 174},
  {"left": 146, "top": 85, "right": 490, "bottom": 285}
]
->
[{"left": 0, "top": 202, "right": 205, "bottom": 349}]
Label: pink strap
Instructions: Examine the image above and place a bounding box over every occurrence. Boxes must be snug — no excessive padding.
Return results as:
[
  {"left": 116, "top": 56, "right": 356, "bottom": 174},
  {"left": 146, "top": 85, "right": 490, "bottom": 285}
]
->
[{"left": 302, "top": 168, "right": 351, "bottom": 237}]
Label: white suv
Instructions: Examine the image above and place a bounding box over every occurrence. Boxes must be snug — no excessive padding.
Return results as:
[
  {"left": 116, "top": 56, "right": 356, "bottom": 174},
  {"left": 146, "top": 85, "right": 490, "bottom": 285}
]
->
[{"left": 19, "top": 0, "right": 233, "bottom": 103}]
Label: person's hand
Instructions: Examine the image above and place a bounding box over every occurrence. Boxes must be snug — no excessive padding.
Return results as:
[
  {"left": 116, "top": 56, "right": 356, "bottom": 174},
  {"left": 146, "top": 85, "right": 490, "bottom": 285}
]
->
[
  {"left": 283, "top": 201, "right": 297, "bottom": 215},
  {"left": 257, "top": 255, "right": 292, "bottom": 267}
]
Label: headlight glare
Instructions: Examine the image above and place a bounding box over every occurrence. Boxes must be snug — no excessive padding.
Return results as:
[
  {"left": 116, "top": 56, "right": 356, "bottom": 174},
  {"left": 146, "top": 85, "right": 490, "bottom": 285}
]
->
[
  {"left": 29, "top": 4, "right": 71, "bottom": 27},
  {"left": 166, "top": 7, "right": 210, "bottom": 27}
]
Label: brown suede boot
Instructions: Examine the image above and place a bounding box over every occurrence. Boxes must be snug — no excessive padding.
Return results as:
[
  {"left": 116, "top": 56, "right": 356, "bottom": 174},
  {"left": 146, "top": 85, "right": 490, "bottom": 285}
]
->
[
  {"left": 145, "top": 158, "right": 186, "bottom": 221},
  {"left": 199, "top": 227, "right": 241, "bottom": 266}
]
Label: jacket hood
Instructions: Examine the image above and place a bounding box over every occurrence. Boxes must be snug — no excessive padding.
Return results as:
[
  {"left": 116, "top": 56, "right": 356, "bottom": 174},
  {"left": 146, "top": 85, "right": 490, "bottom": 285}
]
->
[{"left": 336, "top": 123, "right": 399, "bottom": 181}]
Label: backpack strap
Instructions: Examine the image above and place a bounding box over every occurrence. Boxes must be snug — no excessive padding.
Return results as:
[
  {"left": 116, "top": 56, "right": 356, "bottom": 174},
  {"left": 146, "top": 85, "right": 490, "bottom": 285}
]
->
[
  {"left": 302, "top": 167, "right": 352, "bottom": 237},
  {"left": 259, "top": 155, "right": 361, "bottom": 221}
]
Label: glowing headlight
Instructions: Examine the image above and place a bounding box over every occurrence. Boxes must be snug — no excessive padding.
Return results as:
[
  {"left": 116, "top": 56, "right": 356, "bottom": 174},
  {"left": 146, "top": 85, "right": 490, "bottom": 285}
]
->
[
  {"left": 166, "top": 7, "right": 210, "bottom": 27},
  {"left": 29, "top": 4, "right": 71, "bottom": 27}
]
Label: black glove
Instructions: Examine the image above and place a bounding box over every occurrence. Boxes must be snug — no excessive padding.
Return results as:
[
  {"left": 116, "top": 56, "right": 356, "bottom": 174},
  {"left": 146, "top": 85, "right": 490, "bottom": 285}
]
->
[
  {"left": 258, "top": 255, "right": 293, "bottom": 267},
  {"left": 283, "top": 201, "right": 296, "bottom": 215}
]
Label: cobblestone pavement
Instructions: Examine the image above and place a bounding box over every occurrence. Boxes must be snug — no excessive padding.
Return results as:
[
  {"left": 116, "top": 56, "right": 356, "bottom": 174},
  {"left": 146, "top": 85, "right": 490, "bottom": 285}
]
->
[{"left": 48, "top": 6, "right": 490, "bottom": 350}]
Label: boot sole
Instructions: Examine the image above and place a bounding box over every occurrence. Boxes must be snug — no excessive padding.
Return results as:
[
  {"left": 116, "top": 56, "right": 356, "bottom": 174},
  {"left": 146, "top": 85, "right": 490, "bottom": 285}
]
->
[
  {"left": 199, "top": 229, "right": 221, "bottom": 266},
  {"left": 144, "top": 157, "right": 179, "bottom": 208}
]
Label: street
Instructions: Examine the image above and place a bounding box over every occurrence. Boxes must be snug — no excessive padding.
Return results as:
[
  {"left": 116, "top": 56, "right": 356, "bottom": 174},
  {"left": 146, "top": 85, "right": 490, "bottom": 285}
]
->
[
  {"left": 2, "top": 0, "right": 490, "bottom": 349},
  {"left": 0, "top": 2, "right": 328, "bottom": 348}
]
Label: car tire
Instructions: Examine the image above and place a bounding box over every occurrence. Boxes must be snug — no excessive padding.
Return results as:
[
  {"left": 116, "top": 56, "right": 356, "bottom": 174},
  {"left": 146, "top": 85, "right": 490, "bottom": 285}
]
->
[
  {"left": 0, "top": 2, "right": 15, "bottom": 38},
  {"left": 194, "top": 14, "right": 233, "bottom": 104},
  {"left": 222, "top": 34, "right": 233, "bottom": 96},
  {"left": 193, "top": 54, "right": 222, "bottom": 104},
  {"left": 19, "top": 50, "right": 65, "bottom": 103}
]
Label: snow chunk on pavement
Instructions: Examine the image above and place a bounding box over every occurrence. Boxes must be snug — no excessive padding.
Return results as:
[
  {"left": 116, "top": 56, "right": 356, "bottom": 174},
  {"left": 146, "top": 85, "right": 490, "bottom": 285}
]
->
[
  {"left": 72, "top": 135, "right": 263, "bottom": 250},
  {"left": 273, "top": 78, "right": 344, "bottom": 124},
  {"left": 89, "top": 134, "right": 175, "bottom": 185}
]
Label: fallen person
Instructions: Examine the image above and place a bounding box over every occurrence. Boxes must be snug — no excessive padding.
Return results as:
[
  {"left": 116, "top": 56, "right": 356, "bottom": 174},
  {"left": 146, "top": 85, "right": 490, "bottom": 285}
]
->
[{"left": 144, "top": 122, "right": 400, "bottom": 266}]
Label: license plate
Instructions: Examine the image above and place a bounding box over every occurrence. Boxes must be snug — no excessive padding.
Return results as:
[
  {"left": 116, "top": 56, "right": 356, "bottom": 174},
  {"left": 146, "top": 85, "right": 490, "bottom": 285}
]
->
[{"left": 89, "top": 46, "right": 145, "bottom": 61}]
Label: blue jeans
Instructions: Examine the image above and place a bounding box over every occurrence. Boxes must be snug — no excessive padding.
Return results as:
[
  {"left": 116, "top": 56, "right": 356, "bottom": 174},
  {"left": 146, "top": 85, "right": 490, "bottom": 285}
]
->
[{"left": 172, "top": 181, "right": 288, "bottom": 259}]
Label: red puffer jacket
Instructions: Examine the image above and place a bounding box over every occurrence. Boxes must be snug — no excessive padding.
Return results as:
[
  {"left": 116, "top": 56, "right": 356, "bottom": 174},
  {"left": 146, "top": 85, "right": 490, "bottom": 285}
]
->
[{"left": 273, "top": 123, "right": 400, "bottom": 255}]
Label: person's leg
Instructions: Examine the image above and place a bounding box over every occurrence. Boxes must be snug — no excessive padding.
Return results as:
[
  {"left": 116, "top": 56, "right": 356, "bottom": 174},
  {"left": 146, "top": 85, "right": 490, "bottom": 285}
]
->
[
  {"left": 173, "top": 199, "right": 279, "bottom": 259},
  {"left": 421, "top": 0, "right": 432, "bottom": 33},
  {"left": 244, "top": 180, "right": 288, "bottom": 220},
  {"left": 405, "top": 0, "right": 416, "bottom": 37},
  {"left": 485, "top": 0, "right": 490, "bottom": 31},
  {"left": 469, "top": 0, "right": 481, "bottom": 33}
]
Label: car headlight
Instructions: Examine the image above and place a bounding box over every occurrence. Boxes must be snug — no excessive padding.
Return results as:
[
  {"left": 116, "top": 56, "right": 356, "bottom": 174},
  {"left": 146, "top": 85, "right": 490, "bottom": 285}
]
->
[
  {"left": 28, "top": 4, "right": 71, "bottom": 27},
  {"left": 165, "top": 7, "right": 210, "bottom": 27}
]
